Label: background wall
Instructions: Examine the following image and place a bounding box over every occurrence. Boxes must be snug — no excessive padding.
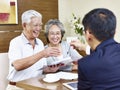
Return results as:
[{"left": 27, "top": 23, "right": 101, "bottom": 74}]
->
[
  {"left": 0, "top": 0, "right": 58, "bottom": 31},
  {"left": 1, "top": 0, "right": 120, "bottom": 52},
  {"left": 58, "top": 0, "right": 120, "bottom": 42},
  {"left": 0, "top": 0, "right": 58, "bottom": 52}
]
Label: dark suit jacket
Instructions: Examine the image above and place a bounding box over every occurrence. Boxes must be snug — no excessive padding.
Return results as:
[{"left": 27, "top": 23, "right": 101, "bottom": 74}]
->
[{"left": 78, "top": 38, "right": 120, "bottom": 90}]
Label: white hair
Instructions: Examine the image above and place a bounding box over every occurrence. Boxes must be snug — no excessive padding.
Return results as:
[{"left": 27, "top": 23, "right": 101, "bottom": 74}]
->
[{"left": 21, "top": 10, "right": 42, "bottom": 24}]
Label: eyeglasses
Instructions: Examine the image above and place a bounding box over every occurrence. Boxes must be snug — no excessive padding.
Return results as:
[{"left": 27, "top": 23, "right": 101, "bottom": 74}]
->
[{"left": 49, "top": 32, "right": 61, "bottom": 36}]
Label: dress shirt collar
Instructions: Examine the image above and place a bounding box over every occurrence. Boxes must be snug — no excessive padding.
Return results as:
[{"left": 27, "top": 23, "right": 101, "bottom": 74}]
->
[
  {"left": 91, "top": 38, "right": 117, "bottom": 53},
  {"left": 21, "top": 33, "right": 38, "bottom": 45}
]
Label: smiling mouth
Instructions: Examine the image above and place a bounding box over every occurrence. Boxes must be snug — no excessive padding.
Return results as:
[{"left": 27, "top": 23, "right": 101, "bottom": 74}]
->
[
  {"left": 52, "top": 39, "right": 59, "bottom": 42},
  {"left": 33, "top": 30, "right": 39, "bottom": 34}
]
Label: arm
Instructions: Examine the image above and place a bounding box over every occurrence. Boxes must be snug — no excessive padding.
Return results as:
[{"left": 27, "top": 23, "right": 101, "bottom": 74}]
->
[
  {"left": 70, "top": 40, "right": 90, "bottom": 55},
  {"left": 12, "top": 47, "right": 61, "bottom": 71},
  {"left": 70, "top": 40, "right": 87, "bottom": 51},
  {"left": 9, "top": 39, "right": 61, "bottom": 71}
]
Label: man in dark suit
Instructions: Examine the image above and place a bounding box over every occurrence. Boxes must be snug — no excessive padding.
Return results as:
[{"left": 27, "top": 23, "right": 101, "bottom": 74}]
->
[{"left": 76, "top": 8, "right": 120, "bottom": 90}]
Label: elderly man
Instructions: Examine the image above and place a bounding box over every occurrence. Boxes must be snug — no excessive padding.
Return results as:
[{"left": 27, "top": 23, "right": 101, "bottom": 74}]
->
[{"left": 6, "top": 10, "right": 60, "bottom": 90}]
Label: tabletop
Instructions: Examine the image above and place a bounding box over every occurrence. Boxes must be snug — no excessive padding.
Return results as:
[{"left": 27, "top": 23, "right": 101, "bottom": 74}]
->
[{"left": 16, "top": 71, "right": 78, "bottom": 90}]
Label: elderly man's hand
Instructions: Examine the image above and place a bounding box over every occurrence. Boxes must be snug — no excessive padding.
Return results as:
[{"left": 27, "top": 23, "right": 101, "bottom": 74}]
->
[{"left": 43, "top": 47, "right": 61, "bottom": 57}]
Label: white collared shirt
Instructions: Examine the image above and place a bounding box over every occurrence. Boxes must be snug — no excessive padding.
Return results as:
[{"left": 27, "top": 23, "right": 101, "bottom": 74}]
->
[{"left": 7, "top": 33, "right": 47, "bottom": 82}]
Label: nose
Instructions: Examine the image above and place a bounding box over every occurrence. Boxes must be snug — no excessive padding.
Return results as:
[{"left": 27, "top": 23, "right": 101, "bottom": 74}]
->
[
  {"left": 37, "top": 25, "right": 42, "bottom": 31},
  {"left": 53, "top": 34, "right": 58, "bottom": 38}
]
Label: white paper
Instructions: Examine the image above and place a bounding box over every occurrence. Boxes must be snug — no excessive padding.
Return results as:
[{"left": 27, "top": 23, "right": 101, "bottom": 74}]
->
[
  {"left": 43, "top": 71, "right": 78, "bottom": 83},
  {"left": 43, "top": 73, "right": 60, "bottom": 83},
  {"left": 56, "top": 71, "right": 78, "bottom": 80},
  {"left": 48, "top": 57, "right": 73, "bottom": 66}
]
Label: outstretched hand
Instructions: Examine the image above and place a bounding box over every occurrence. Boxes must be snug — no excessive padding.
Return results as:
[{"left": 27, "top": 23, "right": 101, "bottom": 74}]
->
[
  {"left": 43, "top": 47, "right": 61, "bottom": 57},
  {"left": 70, "top": 39, "right": 87, "bottom": 51}
]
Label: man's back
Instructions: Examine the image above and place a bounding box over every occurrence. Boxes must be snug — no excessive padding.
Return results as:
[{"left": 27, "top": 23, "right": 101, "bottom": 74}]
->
[{"left": 78, "top": 39, "right": 120, "bottom": 90}]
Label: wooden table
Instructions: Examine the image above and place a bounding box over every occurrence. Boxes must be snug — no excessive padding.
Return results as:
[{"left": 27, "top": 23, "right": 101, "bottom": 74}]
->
[{"left": 16, "top": 72, "right": 77, "bottom": 90}]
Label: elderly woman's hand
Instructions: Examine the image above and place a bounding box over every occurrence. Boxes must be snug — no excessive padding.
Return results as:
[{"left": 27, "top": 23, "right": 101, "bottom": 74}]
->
[{"left": 43, "top": 64, "right": 64, "bottom": 73}]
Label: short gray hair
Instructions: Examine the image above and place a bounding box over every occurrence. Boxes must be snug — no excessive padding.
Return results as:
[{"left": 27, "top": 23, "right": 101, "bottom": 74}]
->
[
  {"left": 21, "top": 10, "right": 42, "bottom": 24},
  {"left": 44, "top": 19, "right": 65, "bottom": 43}
]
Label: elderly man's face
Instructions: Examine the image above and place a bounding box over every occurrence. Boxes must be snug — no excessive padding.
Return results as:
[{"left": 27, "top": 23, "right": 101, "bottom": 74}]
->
[{"left": 24, "top": 17, "right": 42, "bottom": 40}]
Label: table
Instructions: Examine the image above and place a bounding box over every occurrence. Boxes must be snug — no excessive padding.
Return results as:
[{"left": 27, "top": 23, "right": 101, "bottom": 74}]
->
[{"left": 16, "top": 71, "right": 77, "bottom": 90}]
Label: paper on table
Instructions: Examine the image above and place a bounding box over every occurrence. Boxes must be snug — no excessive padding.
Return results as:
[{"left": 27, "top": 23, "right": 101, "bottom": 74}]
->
[
  {"left": 43, "top": 73, "right": 60, "bottom": 83},
  {"left": 56, "top": 71, "right": 78, "bottom": 80},
  {"left": 43, "top": 71, "right": 78, "bottom": 83}
]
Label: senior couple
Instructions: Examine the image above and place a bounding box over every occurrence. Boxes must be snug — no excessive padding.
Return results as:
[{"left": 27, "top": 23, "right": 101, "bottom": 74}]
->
[{"left": 6, "top": 10, "right": 82, "bottom": 90}]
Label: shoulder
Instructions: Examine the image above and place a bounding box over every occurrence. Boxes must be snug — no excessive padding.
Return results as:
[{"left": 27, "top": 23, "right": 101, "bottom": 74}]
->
[
  {"left": 61, "top": 41, "right": 70, "bottom": 47},
  {"left": 10, "top": 35, "right": 21, "bottom": 43},
  {"left": 78, "top": 51, "right": 99, "bottom": 66}
]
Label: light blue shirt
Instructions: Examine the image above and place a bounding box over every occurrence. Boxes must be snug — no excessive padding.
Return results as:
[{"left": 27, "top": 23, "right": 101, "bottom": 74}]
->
[{"left": 45, "top": 41, "right": 82, "bottom": 71}]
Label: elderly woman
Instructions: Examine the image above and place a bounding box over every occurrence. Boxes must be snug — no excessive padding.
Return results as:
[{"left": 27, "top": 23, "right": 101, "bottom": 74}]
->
[{"left": 44, "top": 19, "right": 83, "bottom": 71}]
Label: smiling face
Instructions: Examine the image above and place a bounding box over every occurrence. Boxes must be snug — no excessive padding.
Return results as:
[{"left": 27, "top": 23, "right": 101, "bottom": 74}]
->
[
  {"left": 48, "top": 25, "right": 62, "bottom": 46},
  {"left": 23, "top": 17, "right": 42, "bottom": 40}
]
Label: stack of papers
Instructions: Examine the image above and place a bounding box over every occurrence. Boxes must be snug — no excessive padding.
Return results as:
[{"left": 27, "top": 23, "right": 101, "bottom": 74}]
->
[
  {"left": 48, "top": 57, "right": 73, "bottom": 66},
  {"left": 43, "top": 71, "right": 78, "bottom": 83},
  {"left": 56, "top": 71, "right": 78, "bottom": 80}
]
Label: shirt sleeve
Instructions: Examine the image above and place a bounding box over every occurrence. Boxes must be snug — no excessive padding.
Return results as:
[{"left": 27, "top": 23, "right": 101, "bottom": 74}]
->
[
  {"left": 63, "top": 41, "right": 83, "bottom": 61},
  {"left": 8, "top": 38, "right": 22, "bottom": 65},
  {"left": 7, "top": 38, "right": 22, "bottom": 81}
]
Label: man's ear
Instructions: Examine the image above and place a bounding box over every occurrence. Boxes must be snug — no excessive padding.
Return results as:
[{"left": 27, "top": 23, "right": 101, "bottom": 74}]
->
[
  {"left": 86, "top": 30, "right": 94, "bottom": 41},
  {"left": 22, "top": 23, "right": 26, "bottom": 28}
]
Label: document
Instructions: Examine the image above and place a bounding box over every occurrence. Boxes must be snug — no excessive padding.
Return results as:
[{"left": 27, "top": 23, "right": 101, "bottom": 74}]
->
[
  {"left": 48, "top": 57, "right": 73, "bottom": 66},
  {"left": 43, "top": 71, "right": 78, "bottom": 83},
  {"left": 56, "top": 71, "right": 78, "bottom": 80}
]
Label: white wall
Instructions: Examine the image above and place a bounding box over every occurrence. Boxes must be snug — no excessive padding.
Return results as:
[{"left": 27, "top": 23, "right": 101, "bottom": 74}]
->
[{"left": 58, "top": 0, "right": 120, "bottom": 42}]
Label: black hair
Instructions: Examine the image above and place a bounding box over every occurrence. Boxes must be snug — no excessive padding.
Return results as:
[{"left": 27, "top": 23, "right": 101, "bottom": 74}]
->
[{"left": 82, "top": 8, "right": 116, "bottom": 41}]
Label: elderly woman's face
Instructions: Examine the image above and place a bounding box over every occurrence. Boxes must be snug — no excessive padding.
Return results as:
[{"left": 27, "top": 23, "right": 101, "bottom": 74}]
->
[{"left": 48, "top": 25, "right": 62, "bottom": 46}]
